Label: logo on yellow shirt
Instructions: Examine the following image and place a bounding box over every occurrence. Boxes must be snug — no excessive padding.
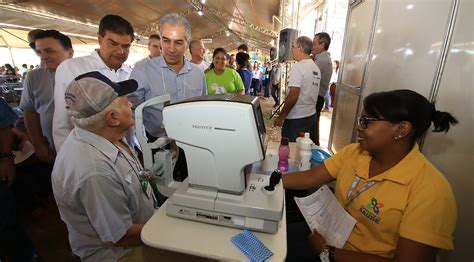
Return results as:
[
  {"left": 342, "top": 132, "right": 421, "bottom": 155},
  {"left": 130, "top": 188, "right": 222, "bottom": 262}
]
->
[{"left": 359, "top": 197, "right": 384, "bottom": 224}]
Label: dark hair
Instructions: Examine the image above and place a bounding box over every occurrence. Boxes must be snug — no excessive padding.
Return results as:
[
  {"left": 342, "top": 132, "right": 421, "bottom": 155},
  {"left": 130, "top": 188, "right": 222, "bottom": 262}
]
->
[
  {"left": 208, "top": 47, "right": 227, "bottom": 70},
  {"left": 364, "top": 89, "right": 458, "bottom": 144},
  {"left": 237, "top": 44, "right": 248, "bottom": 52},
  {"left": 28, "top": 29, "right": 44, "bottom": 50},
  {"left": 236, "top": 52, "right": 251, "bottom": 69},
  {"left": 315, "top": 32, "right": 331, "bottom": 51},
  {"left": 35, "top": 29, "right": 73, "bottom": 49},
  {"left": 149, "top": 34, "right": 160, "bottom": 41},
  {"left": 98, "top": 14, "right": 135, "bottom": 40},
  {"left": 334, "top": 60, "right": 340, "bottom": 72},
  {"left": 4, "top": 63, "right": 14, "bottom": 73}
]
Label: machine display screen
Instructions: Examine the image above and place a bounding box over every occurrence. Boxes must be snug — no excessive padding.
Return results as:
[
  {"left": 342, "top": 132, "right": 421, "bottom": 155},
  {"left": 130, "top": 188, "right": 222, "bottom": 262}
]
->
[{"left": 251, "top": 100, "right": 266, "bottom": 150}]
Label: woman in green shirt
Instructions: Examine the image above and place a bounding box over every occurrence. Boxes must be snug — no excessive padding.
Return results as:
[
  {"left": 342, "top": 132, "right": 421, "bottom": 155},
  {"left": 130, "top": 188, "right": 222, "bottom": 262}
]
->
[{"left": 205, "top": 48, "right": 244, "bottom": 95}]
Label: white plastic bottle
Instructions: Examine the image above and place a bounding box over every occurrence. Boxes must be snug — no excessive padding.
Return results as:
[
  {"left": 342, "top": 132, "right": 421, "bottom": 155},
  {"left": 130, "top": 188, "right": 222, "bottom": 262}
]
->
[
  {"left": 294, "top": 132, "right": 305, "bottom": 166},
  {"left": 299, "top": 133, "right": 313, "bottom": 171}
]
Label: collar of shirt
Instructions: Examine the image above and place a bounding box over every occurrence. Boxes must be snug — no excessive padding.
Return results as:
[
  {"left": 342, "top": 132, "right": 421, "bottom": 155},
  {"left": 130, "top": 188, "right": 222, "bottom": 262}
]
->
[
  {"left": 153, "top": 55, "right": 192, "bottom": 76},
  {"left": 91, "top": 50, "right": 132, "bottom": 75},
  {"left": 355, "top": 144, "right": 425, "bottom": 185},
  {"left": 73, "top": 127, "right": 129, "bottom": 163}
]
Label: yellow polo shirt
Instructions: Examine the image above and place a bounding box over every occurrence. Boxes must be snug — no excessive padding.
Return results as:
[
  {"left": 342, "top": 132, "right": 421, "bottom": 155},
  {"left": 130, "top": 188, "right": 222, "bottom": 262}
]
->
[{"left": 324, "top": 143, "right": 456, "bottom": 258}]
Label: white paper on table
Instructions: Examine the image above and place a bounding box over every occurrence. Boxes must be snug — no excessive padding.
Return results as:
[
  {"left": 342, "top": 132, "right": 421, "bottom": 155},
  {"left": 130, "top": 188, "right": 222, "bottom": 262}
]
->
[{"left": 294, "top": 185, "right": 356, "bottom": 248}]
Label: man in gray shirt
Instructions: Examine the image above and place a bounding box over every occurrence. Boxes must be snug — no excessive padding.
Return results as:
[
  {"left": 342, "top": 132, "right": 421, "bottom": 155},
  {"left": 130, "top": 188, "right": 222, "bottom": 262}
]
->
[
  {"left": 52, "top": 72, "right": 154, "bottom": 261},
  {"left": 20, "top": 30, "right": 74, "bottom": 162},
  {"left": 312, "top": 32, "right": 333, "bottom": 146}
]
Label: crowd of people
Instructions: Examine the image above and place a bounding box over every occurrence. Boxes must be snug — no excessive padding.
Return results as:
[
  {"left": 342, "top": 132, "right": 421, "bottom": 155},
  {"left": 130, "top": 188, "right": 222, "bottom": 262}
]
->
[
  {"left": 1, "top": 64, "right": 38, "bottom": 83},
  {"left": 0, "top": 12, "right": 458, "bottom": 262}
]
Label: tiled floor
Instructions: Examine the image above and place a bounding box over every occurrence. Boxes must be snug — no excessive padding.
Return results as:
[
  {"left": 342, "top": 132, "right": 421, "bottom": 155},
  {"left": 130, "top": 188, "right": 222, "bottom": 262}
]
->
[{"left": 21, "top": 96, "right": 333, "bottom": 262}]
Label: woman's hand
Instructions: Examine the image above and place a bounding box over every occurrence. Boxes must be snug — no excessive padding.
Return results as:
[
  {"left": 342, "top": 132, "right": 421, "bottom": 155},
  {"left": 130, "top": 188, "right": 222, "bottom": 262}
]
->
[{"left": 307, "top": 230, "right": 327, "bottom": 255}]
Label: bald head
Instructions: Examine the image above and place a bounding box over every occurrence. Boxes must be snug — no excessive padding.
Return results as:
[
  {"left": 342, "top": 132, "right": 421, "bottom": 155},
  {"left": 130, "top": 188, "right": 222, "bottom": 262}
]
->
[{"left": 189, "top": 39, "right": 206, "bottom": 63}]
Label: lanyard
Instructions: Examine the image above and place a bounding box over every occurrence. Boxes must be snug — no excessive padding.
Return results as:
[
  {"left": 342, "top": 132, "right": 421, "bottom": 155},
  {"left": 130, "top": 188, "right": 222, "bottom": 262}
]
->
[
  {"left": 113, "top": 143, "right": 157, "bottom": 206},
  {"left": 344, "top": 176, "right": 380, "bottom": 208}
]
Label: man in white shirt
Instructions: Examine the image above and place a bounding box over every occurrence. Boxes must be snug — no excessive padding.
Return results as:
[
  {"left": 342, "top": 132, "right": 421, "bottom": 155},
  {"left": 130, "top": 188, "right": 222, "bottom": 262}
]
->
[
  {"left": 273, "top": 36, "right": 321, "bottom": 142},
  {"left": 189, "top": 39, "right": 210, "bottom": 72},
  {"left": 53, "top": 14, "right": 134, "bottom": 151}
]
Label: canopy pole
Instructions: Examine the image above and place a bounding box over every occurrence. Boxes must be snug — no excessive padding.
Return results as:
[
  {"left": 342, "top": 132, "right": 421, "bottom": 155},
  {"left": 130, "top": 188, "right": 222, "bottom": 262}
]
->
[{"left": 8, "top": 47, "right": 15, "bottom": 68}]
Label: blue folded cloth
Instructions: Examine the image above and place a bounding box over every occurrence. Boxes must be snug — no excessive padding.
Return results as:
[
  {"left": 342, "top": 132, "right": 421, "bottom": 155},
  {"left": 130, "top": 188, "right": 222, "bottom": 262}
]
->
[{"left": 231, "top": 230, "right": 273, "bottom": 262}]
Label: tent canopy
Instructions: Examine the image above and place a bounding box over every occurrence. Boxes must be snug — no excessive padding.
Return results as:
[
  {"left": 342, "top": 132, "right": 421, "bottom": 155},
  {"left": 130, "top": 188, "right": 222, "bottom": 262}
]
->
[
  {"left": 0, "top": 0, "right": 282, "bottom": 53},
  {"left": 0, "top": 28, "right": 97, "bottom": 48}
]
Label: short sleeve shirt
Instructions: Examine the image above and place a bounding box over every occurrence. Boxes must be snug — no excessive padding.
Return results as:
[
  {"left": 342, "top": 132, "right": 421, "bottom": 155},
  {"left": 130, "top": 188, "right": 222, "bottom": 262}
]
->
[
  {"left": 314, "top": 51, "right": 332, "bottom": 96},
  {"left": 194, "top": 60, "right": 211, "bottom": 72},
  {"left": 286, "top": 59, "right": 321, "bottom": 119},
  {"left": 19, "top": 67, "right": 55, "bottom": 148},
  {"left": 0, "top": 98, "right": 18, "bottom": 128},
  {"left": 205, "top": 68, "right": 244, "bottom": 94},
  {"left": 53, "top": 50, "right": 132, "bottom": 152},
  {"left": 52, "top": 128, "right": 155, "bottom": 261},
  {"left": 323, "top": 143, "right": 456, "bottom": 258},
  {"left": 237, "top": 68, "right": 253, "bottom": 91}
]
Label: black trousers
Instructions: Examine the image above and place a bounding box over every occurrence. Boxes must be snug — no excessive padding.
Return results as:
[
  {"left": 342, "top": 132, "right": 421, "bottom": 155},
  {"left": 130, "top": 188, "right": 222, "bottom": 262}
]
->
[
  {"left": 271, "top": 83, "right": 280, "bottom": 105},
  {"left": 0, "top": 183, "right": 36, "bottom": 261},
  {"left": 313, "top": 95, "right": 325, "bottom": 146},
  {"left": 286, "top": 221, "right": 318, "bottom": 261}
]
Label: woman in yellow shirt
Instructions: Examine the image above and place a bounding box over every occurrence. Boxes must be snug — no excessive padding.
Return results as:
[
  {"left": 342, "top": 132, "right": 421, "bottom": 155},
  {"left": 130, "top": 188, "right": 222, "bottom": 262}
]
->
[
  {"left": 284, "top": 89, "right": 458, "bottom": 261},
  {"left": 205, "top": 48, "right": 244, "bottom": 95}
]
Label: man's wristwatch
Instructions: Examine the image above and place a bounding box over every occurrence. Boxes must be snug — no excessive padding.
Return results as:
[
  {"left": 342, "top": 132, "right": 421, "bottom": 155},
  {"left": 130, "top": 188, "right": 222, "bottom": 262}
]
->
[
  {"left": 319, "top": 244, "right": 335, "bottom": 262},
  {"left": 0, "top": 152, "right": 15, "bottom": 159}
]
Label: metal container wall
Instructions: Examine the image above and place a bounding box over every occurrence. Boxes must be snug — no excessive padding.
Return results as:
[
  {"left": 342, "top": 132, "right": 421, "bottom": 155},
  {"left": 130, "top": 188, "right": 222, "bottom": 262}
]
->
[
  {"left": 422, "top": 0, "right": 473, "bottom": 260},
  {"left": 329, "top": 0, "right": 376, "bottom": 152}
]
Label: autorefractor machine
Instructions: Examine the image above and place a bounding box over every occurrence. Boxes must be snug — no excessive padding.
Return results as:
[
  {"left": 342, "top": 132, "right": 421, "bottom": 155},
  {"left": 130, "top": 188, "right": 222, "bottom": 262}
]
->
[{"left": 134, "top": 94, "right": 284, "bottom": 233}]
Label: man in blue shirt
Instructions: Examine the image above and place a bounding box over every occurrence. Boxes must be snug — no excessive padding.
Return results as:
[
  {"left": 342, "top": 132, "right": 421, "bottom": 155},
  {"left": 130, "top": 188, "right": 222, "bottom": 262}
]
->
[{"left": 129, "top": 13, "right": 206, "bottom": 139}]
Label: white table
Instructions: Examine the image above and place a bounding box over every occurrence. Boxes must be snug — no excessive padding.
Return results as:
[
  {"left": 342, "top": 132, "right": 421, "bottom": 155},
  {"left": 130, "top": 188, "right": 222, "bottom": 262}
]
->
[
  {"left": 141, "top": 201, "right": 287, "bottom": 261},
  {"left": 141, "top": 141, "right": 298, "bottom": 261}
]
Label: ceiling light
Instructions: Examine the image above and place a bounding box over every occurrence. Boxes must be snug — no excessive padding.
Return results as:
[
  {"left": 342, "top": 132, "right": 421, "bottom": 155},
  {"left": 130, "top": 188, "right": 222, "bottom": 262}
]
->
[
  {"left": 226, "top": 31, "right": 230, "bottom": 37},
  {"left": 197, "top": 10, "right": 203, "bottom": 16},
  {"left": 201, "top": 0, "right": 206, "bottom": 4}
]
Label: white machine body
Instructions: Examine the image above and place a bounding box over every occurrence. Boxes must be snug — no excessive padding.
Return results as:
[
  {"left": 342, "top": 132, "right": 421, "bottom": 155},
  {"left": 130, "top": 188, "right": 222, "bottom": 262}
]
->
[
  {"left": 163, "top": 95, "right": 265, "bottom": 194},
  {"left": 162, "top": 95, "right": 283, "bottom": 233},
  {"left": 135, "top": 94, "right": 283, "bottom": 233}
]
